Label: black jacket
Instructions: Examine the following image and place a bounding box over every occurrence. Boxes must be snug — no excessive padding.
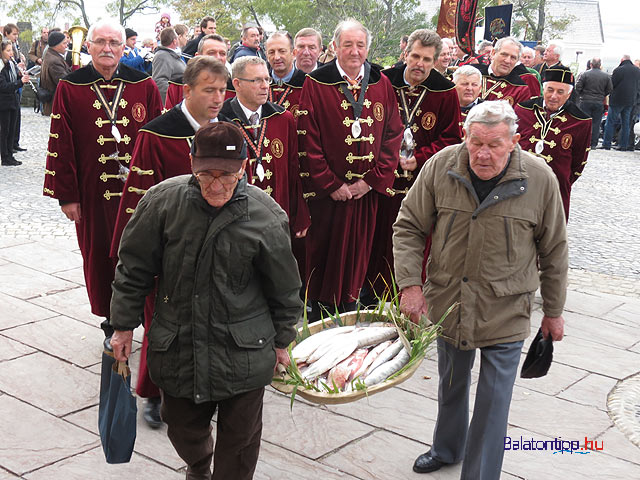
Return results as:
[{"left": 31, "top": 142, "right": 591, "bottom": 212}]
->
[
  {"left": 610, "top": 59, "right": 640, "bottom": 107},
  {"left": 576, "top": 67, "right": 612, "bottom": 104},
  {"left": 0, "top": 60, "right": 22, "bottom": 111},
  {"left": 182, "top": 33, "right": 204, "bottom": 58}
]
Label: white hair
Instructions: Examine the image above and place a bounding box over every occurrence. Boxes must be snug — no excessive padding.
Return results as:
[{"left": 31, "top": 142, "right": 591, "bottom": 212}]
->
[
  {"left": 494, "top": 36, "right": 523, "bottom": 56},
  {"left": 333, "top": 19, "right": 371, "bottom": 49},
  {"left": 547, "top": 40, "right": 564, "bottom": 57},
  {"left": 453, "top": 65, "right": 482, "bottom": 83},
  {"left": 464, "top": 100, "right": 518, "bottom": 136},
  {"left": 521, "top": 46, "right": 535, "bottom": 57},
  {"left": 87, "top": 19, "right": 126, "bottom": 43}
]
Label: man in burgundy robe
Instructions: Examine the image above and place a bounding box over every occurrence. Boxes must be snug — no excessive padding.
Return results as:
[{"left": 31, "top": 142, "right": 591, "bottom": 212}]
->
[
  {"left": 297, "top": 20, "right": 403, "bottom": 314},
  {"left": 368, "top": 29, "right": 462, "bottom": 295},
  {"left": 475, "top": 37, "right": 532, "bottom": 106},
  {"left": 515, "top": 66, "right": 591, "bottom": 220},
  {"left": 43, "top": 19, "right": 162, "bottom": 337},
  {"left": 109, "top": 56, "right": 229, "bottom": 428},
  {"left": 220, "top": 56, "right": 310, "bottom": 237},
  {"left": 266, "top": 31, "right": 307, "bottom": 116},
  {"left": 164, "top": 34, "right": 235, "bottom": 109}
]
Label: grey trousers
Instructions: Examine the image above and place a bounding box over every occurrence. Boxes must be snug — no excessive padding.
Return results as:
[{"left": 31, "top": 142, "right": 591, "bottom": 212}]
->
[{"left": 430, "top": 337, "right": 523, "bottom": 480}]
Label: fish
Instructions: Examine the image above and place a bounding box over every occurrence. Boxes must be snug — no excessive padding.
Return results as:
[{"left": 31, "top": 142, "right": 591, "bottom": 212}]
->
[
  {"left": 354, "top": 326, "right": 398, "bottom": 348},
  {"left": 291, "top": 325, "right": 356, "bottom": 363},
  {"left": 302, "top": 334, "right": 359, "bottom": 380},
  {"left": 364, "top": 347, "right": 411, "bottom": 386},
  {"left": 351, "top": 340, "right": 392, "bottom": 380},
  {"left": 327, "top": 348, "right": 368, "bottom": 390},
  {"left": 365, "top": 338, "right": 404, "bottom": 376}
]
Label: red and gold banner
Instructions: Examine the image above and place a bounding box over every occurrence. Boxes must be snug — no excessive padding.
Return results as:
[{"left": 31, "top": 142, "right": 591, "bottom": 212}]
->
[
  {"left": 455, "top": 0, "right": 479, "bottom": 56},
  {"left": 436, "top": 0, "right": 458, "bottom": 39}
]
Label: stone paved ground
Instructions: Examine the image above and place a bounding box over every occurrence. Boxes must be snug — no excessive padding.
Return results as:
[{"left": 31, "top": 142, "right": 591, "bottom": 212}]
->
[{"left": 0, "top": 109, "right": 638, "bottom": 479}]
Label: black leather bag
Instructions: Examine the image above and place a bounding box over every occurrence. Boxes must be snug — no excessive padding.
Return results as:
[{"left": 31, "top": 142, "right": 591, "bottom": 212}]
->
[{"left": 36, "top": 86, "right": 54, "bottom": 103}]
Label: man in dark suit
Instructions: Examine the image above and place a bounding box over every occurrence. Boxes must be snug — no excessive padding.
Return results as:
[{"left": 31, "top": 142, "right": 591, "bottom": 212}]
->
[
  {"left": 182, "top": 16, "right": 216, "bottom": 58},
  {"left": 40, "top": 31, "right": 71, "bottom": 116}
]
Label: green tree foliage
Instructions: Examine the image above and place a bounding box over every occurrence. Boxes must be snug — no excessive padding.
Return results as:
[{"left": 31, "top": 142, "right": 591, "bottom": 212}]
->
[{"left": 171, "top": 0, "right": 430, "bottom": 62}]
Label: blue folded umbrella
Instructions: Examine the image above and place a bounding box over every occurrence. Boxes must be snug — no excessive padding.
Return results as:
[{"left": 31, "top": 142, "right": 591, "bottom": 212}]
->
[{"left": 98, "top": 344, "right": 137, "bottom": 463}]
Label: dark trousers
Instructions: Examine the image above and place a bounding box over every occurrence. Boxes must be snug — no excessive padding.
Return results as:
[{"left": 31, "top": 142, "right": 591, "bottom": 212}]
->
[
  {"left": 430, "top": 337, "right": 523, "bottom": 480},
  {"left": 579, "top": 101, "right": 604, "bottom": 147},
  {"left": 12, "top": 102, "right": 21, "bottom": 148},
  {"left": 603, "top": 104, "right": 633, "bottom": 148},
  {"left": 0, "top": 109, "right": 18, "bottom": 161},
  {"left": 161, "top": 387, "right": 265, "bottom": 480}
]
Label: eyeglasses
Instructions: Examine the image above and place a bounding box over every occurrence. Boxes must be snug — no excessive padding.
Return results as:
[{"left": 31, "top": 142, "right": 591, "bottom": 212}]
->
[
  {"left": 195, "top": 171, "right": 240, "bottom": 187},
  {"left": 90, "top": 39, "right": 124, "bottom": 49},
  {"left": 236, "top": 77, "right": 271, "bottom": 85}
]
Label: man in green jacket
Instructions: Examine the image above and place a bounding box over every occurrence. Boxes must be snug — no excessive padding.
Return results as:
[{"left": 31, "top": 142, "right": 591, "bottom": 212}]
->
[
  {"left": 393, "top": 100, "right": 568, "bottom": 479},
  {"left": 110, "top": 122, "right": 303, "bottom": 480}
]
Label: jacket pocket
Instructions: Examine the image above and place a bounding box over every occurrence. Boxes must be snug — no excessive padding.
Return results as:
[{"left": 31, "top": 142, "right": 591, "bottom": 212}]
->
[
  {"left": 228, "top": 311, "right": 276, "bottom": 349},
  {"left": 489, "top": 269, "right": 540, "bottom": 297},
  {"left": 146, "top": 318, "right": 180, "bottom": 389},
  {"left": 148, "top": 318, "right": 178, "bottom": 351}
]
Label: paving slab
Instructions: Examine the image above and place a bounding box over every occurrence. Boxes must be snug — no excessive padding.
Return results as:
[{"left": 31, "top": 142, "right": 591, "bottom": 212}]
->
[
  {"left": 561, "top": 310, "right": 639, "bottom": 349},
  {"left": 2, "top": 315, "right": 103, "bottom": 367},
  {"left": 0, "top": 334, "right": 35, "bottom": 362},
  {"left": 508, "top": 387, "right": 612, "bottom": 440},
  {"left": 0, "top": 242, "right": 83, "bottom": 275},
  {"left": 0, "top": 292, "right": 57, "bottom": 330},
  {"left": 0, "top": 263, "right": 76, "bottom": 300},
  {"left": 28, "top": 286, "right": 102, "bottom": 327},
  {"left": 514, "top": 351, "right": 588, "bottom": 397},
  {"left": 562, "top": 289, "right": 625, "bottom": 317},
  {"left": 0, "top": 470, "right": 20, "bottom": 479},
  {"left": 321, "top": 429, "right": 461, "bottom": 480},
  {"left": 261, "top": 390, "right": 375, "bottom": 460},
  {"left": 0, "top": 352, "right": 99, "bottom": 417},
  {"left": 24, "top": 446, "right": 182, "bottom": 479},
  {"left": 0, "top": 238, "right": 33, "bottom": 249},
  {"left": 551, "top": 335, "right": 640, "bottom": 379},
  {"left": 502, "top": 426, "right": 640, "bottom": 479},
  {"left": 596, "top": 426, "right": 640, "bottom": 465},
  {"left": 53, "top": 266, "right": 85, "bottom": 286},
  {"left": 602, "top": 300, "right": 640, "bottom": 328},
  {"left": 0, "top": 396, "right": 99, "bottom": 475},
  {"left": 63, "top": 403, "right": 185, "bottom": 470},
  {"left": 255, "top": 441, "right": 358, "bottom": 479},
  {"left": 326, "top": 386, "right": 437, "bottom": 444},
  {"left": 557, "top": 373, "right": 619, "bottom": 412}
]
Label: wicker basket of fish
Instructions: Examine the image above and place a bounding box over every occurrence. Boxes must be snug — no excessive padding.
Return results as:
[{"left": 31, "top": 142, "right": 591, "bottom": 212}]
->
[{"left": 272, "top": 307, "right": 445, "bottom": 405}]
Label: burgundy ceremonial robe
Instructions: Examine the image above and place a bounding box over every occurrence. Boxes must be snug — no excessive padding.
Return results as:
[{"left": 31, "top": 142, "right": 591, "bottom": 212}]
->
[
  {"left": 165, "top": 77, "right": 235, "bottom": 110},
  {"left": 43, "top": 64, "right": 162, "bottom": 317},
  {"left": 220, "top": 97, "right": 310, "bottom": 234},
  {"left": 367, "top": 66, "right": 463, "bottom": 292},
  {"left": 109, "top": 105, "right": 200, "bottom": 398},
  {"left": 513, "top": 63, "right": 542, "bottom": 98},
  {"left": 269, "top": 69, "right": 306, "bottom": 117},
  {"left": 297, "top": 61, "right": 403, "bottom": 305},
  {"left": 476, "top": 63, "right": 532, "bottom": 106},
  {"left": 515, "top": 97, "right": 591, "bottom": 220}
]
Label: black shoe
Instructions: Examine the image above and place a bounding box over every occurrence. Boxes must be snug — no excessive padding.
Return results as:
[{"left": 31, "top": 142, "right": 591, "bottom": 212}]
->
[
  {"left": 1, "top": 158, "right": 22, "bottom": 166},
  {"left": 413, "top": 451, "right": 448, "bottom": 473},
  {"left": 144, "top": 397, "right": 163, "bottom": 429},
  {"left": 13, "top": 146, "right": 27, "bottom": 152},
  {"left": 600, "top": 145, "right": 611, "bottom": 150}
]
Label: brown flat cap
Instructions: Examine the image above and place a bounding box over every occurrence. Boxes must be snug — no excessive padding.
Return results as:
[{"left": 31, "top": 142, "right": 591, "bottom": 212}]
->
[{"left": 191, "top": 122, "right": 247, "bottom": 173}]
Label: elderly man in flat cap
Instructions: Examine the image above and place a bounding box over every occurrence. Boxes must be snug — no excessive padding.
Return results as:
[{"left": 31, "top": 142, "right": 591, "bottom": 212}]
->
[{"left": 110, "top": 122, "right": 302, "bottom": 480}]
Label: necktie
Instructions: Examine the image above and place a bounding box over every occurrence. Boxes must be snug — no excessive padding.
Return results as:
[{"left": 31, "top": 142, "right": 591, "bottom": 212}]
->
[{"left": 249, "top": 112, "right": 259, "bottom": 139}]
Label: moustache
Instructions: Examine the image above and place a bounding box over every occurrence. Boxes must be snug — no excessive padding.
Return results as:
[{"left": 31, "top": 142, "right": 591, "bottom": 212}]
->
[{"left": 99, "top": 53, "right": 115, "bottom": 58}]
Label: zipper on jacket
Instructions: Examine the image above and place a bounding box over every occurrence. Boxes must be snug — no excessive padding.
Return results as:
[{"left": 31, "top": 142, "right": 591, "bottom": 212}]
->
[{"left": 503, "top": 217, "right": 512, "bottom": 263}]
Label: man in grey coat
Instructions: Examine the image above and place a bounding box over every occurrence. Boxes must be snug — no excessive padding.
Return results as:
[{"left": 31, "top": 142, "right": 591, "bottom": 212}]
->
[
  {"left": 110, "top": 122, "right": 303, "bottom": 480},
  {"left": 576, "top": 57, "right": 612, "bottom": 148},
  {"left": 393, "top": 100, "right": 568, "bottom": 479},
  {"left": 152, "top": 27, "right": 186, "bottom": 104}
]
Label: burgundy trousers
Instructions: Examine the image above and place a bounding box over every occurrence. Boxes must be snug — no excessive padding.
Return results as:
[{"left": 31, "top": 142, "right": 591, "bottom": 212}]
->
[{"left": 161, "top": 387, "right": 264, "bottom": 480}]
